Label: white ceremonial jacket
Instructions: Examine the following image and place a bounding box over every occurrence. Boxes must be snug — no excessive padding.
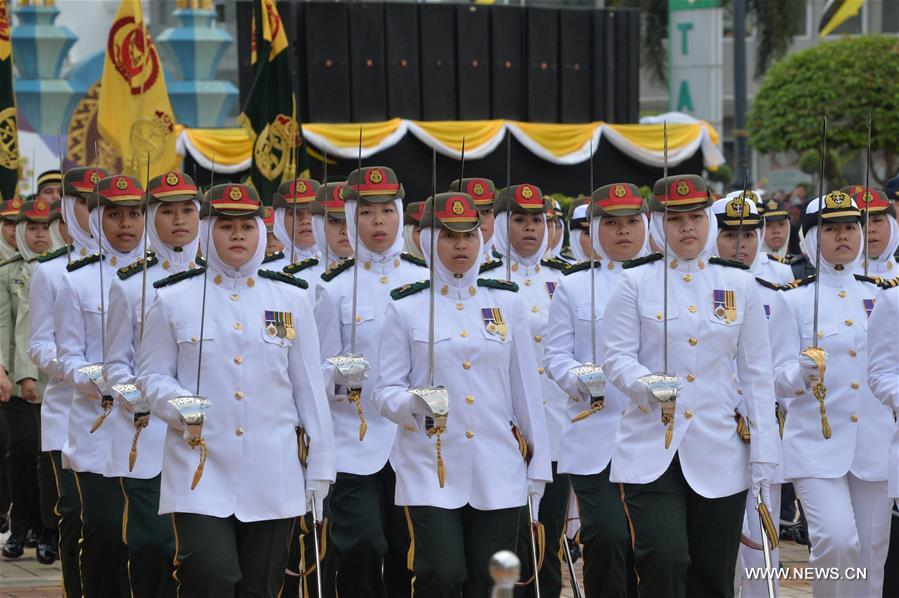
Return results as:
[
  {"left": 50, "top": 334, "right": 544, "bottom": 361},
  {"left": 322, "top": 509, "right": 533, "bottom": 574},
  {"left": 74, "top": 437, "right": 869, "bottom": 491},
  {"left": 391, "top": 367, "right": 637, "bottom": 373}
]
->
[
  {"left": 137, "top": 270, "right": 335, "bottom": 521},
  {"left": 314, "top": 255, "right": 427, "bottom": 475},
  {"left": 603, "top": 256, "right": 779, "bottom": 498},
  {"left": 373, "top": 280, "right": 551, "bottom": 510},
  {"left": 770, "top": 272, "right": 891, "bottom": 482},
  {"left": 506, "top": 259, "right": 567, "bottom": 461},
  {"left": 28, "top": 250, "right": 75, "bottom": 452},
  {"left": 755, "top": 254, "right": 795, "bottom": 285},
  {"left": 868, "top": 284, "right": 899, "bottom": 497},
  {"left": 544, "top": 260, "right": 628, "bottom": 476},
  {"left": 103, "top": 260, "right": 199, "bottom": 479},
  {"left": 55, "top": 257, "right": 120, "bottom": 474}
]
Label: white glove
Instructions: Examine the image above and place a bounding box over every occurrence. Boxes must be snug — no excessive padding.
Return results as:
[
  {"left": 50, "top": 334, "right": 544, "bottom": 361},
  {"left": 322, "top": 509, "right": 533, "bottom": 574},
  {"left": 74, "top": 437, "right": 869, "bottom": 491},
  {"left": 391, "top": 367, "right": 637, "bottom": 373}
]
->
[
  {"left": 332, "top": 358, "right": 370, "bottom": 388},
  {"left": 527, "top": 479, "right": 545, "bottom": 517},
  {"left": 305, "top": 479, "right": 330, "bottom": 520},
  {"left": 799, "top": 352, "right": 825, "bottom": 389},
  {"left": 751, "top": 462, "right": 776, "bottom": 508},
  {"left": 409, "top": 394, "right": 435, "bottom": 417}
]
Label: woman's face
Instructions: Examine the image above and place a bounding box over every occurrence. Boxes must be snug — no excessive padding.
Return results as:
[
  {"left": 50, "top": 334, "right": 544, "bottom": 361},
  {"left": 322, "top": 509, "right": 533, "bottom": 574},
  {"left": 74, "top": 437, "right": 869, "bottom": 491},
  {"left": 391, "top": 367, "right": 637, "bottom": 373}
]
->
[
  {"left": 154, "top": 200, "right": 199, "bottom": 248},
  {"left": 863, "top": 213, "right": 891, "bottom": 259},
  {"left": 820, "top": 222, "right": 861, "bottom": 266},
  {"left": 1, "top": 220, "right": 15, "bottom": 248},
  {"left": 716, "top": 230, "right": 759, "bottom": 265},
  {"left": 664, "top": 210, "right": 709, "bottom": 260},
  {"left": 266, "top": 231, "right": 284, "bottom": 253},
  {"left": 578, "top": 227, "right": 600, "bottom": 259},
  {"left": 357, "top": 200, "right": 398, "bottom": 253},
  {"left": 58, "top": 221, "right": 71, "bottom": 244},
  {"left": 436, "top": 229, "right": 479, "bottom": 275},
  {"left": 478, "top": 207, "right": 495, "bottom": 245},
  {"left": 213, "top": 216, "right": 260, "bottom": 268},
  {"left": 546, "top": 218, "right": 560, "bottom": 250},
  {"left": 73, "top": 197, "right": 90, "bottom": 233},
  {"left": 326, "top": 216, "right": 353, "bottom": 257},
  {"left": 598, "top": 215, "right": 646, "bottom": 261},
  {"left": 509, "top": 213, "right": 545, "bottom": 257},
  {"left": 282, "top": 206, "right": 315, "bottom": 249},
  {"left": 38, "top": 183, "right": 61, "bottom": 204},
  {"left": 25, "top": 222, "right": 50, "bottom": 254},
  {"left": 763, "top": 219, "right": 790, "bottom": 251},
  {"left": 101, "top": 205, "right": 143, "bottom": 253}
]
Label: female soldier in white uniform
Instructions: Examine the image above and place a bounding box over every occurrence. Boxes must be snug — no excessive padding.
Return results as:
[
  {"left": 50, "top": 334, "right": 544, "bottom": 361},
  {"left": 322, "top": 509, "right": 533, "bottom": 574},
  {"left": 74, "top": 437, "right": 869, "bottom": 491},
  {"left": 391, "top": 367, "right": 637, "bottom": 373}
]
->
[
  {"left": 602, "top": 175, "right": 779, "bottom": 598},
  {"left": 770, "top": 192, "right": 892, "bottom": 597},
  {"left": 103, "top": 172, "right": 202, "bottom": 597},
  {"left": 137, "top": 183, "right": 335, "bottom": 598},
  {"left": 373, "top": 191, "right": 550, "bottom": 597},
  {"left": 850, "top": 187, "right": 899, "bottom": 280},
  {"left": 313, "top": 166, "right": 426, "bottom": 597},
  {"left": 267, "top": 178, "right": 323, "bottom": 277},
  {"left": 544, "top": 182, "right": 649, "bottom": 597},
  {"left": 55, "top": 173, "right": 146, "bottom": 596}
]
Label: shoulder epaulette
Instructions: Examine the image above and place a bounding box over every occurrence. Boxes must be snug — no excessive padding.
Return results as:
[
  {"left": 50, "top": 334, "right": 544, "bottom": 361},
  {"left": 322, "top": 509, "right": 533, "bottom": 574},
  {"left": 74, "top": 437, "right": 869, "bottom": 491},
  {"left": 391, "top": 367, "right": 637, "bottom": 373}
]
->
[
  {"left": 709, "top": 256, "right": 750, "bottom": 270},
  {"left": 37, "top": 245, "right": 71, "bottom": 263},
  {"left": 789, "top": 254, "right": 807, "bottom": 265},
  {"left": 117, "top": 254, "right": 159, "bottom": 280},
  {"left": 262, "top": 250, "right": 285, "bottom": 264},
  {"left": 540, "top": 258, "right": 568, "bottom": 271},
  {"left": 782, "top": 274, "right": 816, "bottom": 290},
  {"left": 854, "top": 274, "right": 880, "bottom": 286},
  {"left": 153, "top": 267, "right": 206, "bottom": 289},
  {"left": 479, "top": 259, "right": 503, "bottom": 274},
  {"left": 66, "top": 253, "right": 100, "bottom": 272},
  {"left": 879, "top": 277, "right": 899, "bottom": 289},
  {"left": 755, "top": 277, "right": 783, "bottom": 290},
  {"left": 622, "top": 253, "right": 663, "bottom": 270},
  {"left": 283, "top": 257, "right": 319, "bottom": 275},
  {"left": 0, "top": 254, "right": 23, "bottom": 268},
  {"left": 477, "top": 278, "right": 519, "bottom": 292},
  {"left": 321, "top": 258, "right": 354, "bottom": 282},
  {"left": 258, "top": 268, "right": 309, "bottom": 289},
  {"left": 400, "top": 252, "right": 427, "bottom": 267},
  {"left": 562, "top": 260, "right": 601, "bottom": 276},
  {"left": 492, "top": 250, "right": 503, "bottom": 260},
  {"left": 390, "top": 280, "right": 430, "bottom": 300},
  {"left": 767, "top": 253, "right": 787, "bottom": 264}
]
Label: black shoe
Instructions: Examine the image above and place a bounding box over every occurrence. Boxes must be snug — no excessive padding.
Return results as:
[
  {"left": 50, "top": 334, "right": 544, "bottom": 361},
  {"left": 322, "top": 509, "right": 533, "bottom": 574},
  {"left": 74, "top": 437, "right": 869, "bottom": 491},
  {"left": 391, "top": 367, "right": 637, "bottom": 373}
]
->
[
  {"left": 36, "top": 529, "right": 58, "bottom": 565},
  {"left": 24, "top": 529, "right": 38, "bottom": 548},
  {"left": 1, "top": 536, "right": 25, "bottom": 559}
]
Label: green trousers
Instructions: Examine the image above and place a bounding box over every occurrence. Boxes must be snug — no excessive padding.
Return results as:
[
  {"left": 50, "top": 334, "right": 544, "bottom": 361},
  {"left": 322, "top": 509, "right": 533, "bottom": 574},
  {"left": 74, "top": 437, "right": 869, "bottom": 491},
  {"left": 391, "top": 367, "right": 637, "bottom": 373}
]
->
[
  {"left": 120, "top": 475, "right": 176, "bottom": 598},
  {"left": 328, "top": 464, "right": 411, "bottom": 598},
  {"left": 74, "top": 471, "right": 130, "bottom": 597},
  {"left": 51, "top": 451, "right": 82, "bottom": 598},
  {"left": 621, "top": 456, "right": 747, "bottom": 598},
  {"left": 406, "top": 504, "right": 520, "bottom": 598},
  {"left": 171, "top": 512, "right": 292, "bottom": 598},
  {"left": 282, "top": 495, "right": 335, "bottom": 598},
  {"left": 570, "top": 467, "right": 637, "bottom": 598},
  {"left": 517, "top": 462, "right": 568, "bottom": 598}
]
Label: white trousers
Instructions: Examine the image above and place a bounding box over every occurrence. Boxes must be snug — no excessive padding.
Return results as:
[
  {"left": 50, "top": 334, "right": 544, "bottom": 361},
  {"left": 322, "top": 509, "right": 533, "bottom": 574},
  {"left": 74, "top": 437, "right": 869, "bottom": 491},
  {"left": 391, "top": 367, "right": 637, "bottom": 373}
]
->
[
  {"left": 793, "top": 474, "right": 892, "bottom": 598},
  {"left": 736, "top": 483, "right": 782, "bottom": 598}
]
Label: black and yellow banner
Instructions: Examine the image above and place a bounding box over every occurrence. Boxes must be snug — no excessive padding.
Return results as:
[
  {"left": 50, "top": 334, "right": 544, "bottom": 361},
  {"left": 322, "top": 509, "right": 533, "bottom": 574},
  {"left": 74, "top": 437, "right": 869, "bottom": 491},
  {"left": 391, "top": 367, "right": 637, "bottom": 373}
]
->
[
  {"left": 819, "top": 0, "right": 865, "bottom": 37},
  {"left": 238, "top": 0, "right": 309, "bottom": 204},
  {"left": 0, "top": 0, "right": 19, "bottom": 201}
]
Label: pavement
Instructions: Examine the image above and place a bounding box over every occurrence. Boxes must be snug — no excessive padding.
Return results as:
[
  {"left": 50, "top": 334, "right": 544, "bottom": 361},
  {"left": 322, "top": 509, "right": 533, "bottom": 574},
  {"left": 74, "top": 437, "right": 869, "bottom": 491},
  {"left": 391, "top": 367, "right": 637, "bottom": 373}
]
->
[{"left": 1, "top": 528, "right": 813, "bottom": 597}]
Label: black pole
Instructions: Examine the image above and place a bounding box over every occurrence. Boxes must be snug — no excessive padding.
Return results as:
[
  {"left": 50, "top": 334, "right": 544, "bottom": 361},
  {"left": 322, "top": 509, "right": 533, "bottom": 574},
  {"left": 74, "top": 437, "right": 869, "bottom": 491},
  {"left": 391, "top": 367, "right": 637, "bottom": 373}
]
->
[{"left": 732, "top": 0, "right": 749, "bottom": 187}]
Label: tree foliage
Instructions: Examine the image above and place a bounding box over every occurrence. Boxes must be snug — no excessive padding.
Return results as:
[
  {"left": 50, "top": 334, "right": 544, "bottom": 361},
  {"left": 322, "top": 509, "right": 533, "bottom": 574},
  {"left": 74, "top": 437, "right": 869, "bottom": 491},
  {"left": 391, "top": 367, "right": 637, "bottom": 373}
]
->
[{"left": 749, "top": 36, "right": 899, "bottom": 185}]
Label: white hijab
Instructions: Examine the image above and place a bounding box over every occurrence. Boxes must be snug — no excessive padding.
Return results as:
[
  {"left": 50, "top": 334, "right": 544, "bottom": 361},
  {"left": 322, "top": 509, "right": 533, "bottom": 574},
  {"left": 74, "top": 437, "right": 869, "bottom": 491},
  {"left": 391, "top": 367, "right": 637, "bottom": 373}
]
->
[
  {"left": 402, "top": 224, "right": 423, "bottom": 258},
  {"left": 147, "top": 201, "right": 201, "bottom": 271},
  {"left": 49, "top": 219, "right": 67, "bottom": 249},
  {"left": 798, "top": 197, "right": 863, "bottom": 278},
  {"left": 858, "top": 213, "right": 899, "bottom": 274},
  {"left": 568, "top": 203, "right": 589, "bottom": 262},
  {"left": 199, "top": 215, "right": 268, "bottom": 280},
  {"left": 590, "top": 213, "right": 651, "bottom": 263},
  {"left": 649, "top": 207, "right": 719, "bottom": 262},
  {"left": 493, "top": 212, "right": 548, "bottom": 268},
  {"left": 344, "top": 198, "right": 405, "bottom": 265},
  {"left": 0, "top": 222, "right": 16, "bottom": 259},
  {"left": 62, "top": 195, "right": 96, "bottom": 252},
  {"left": 88, "top": 206, "right": 146, "bottom": 266},
  {"left": 420, "top": 227, "right": 485, "bottom": 291},
  {"left": 274, "top": 206, "right": 319, "bottom": 263}
]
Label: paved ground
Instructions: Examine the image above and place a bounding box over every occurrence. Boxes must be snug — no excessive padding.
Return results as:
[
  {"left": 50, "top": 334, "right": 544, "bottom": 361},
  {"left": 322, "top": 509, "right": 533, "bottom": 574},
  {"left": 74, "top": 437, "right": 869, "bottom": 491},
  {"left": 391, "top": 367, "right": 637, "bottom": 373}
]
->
[{"left": 1, "top": 532, "right": 813, "bottom": 597}]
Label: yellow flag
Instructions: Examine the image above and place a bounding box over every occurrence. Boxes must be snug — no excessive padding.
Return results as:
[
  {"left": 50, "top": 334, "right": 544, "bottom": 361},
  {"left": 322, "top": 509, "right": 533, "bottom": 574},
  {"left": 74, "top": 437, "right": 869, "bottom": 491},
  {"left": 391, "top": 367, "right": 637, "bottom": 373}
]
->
[{"left": 97, "top": 0, "right": 177, "bottom": 182}]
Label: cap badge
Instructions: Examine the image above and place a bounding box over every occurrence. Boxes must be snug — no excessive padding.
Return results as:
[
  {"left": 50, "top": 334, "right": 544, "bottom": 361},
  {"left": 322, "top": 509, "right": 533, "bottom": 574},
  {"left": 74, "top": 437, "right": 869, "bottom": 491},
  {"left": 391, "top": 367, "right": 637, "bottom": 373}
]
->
[
  {"left": 725, "top": 198, "right": 751, "bottom": 218},
  {"left": 36, "top": 199, "right": 47, "bottom": 211},
  {"left": 473, "top": 182, "right": 485, "bottom": 196},
  {"left": 229, "top": 187, "right": 244, "bottom": 201},
  {"left": 89, "top": 171, "right": 102, "bottom": 184},
  {"left": 297, "top": 181, "right": 307, "bottom": 194},
  {"left": 825, "top": 191, "right": 850, "bottom": 209},
  {"left": 521, "top": 185, "right": 534, "bottom": 200},
  {"left": 369, "top": 169, "right": 383, "bottom": 184},
  {"left": 862, "top": 191, "right": 873, "bottom": 204},
  {"left": 767, "top": 199, "right": 778, "bottom": 211},
  {"left": 614, "top": 184, "right": 627, "bottom": 198},
  {"left": 115, "top": 177, "right": 129, "bottom": 190},
  {"left": 676, "top": 180, "right": 690, "bottom": 197},
  {"left": 166, "top": 173, "right": 179, "bottom": 186},
  {"left": 451, "top": 199, "right": 465, "bottom": 215}
]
